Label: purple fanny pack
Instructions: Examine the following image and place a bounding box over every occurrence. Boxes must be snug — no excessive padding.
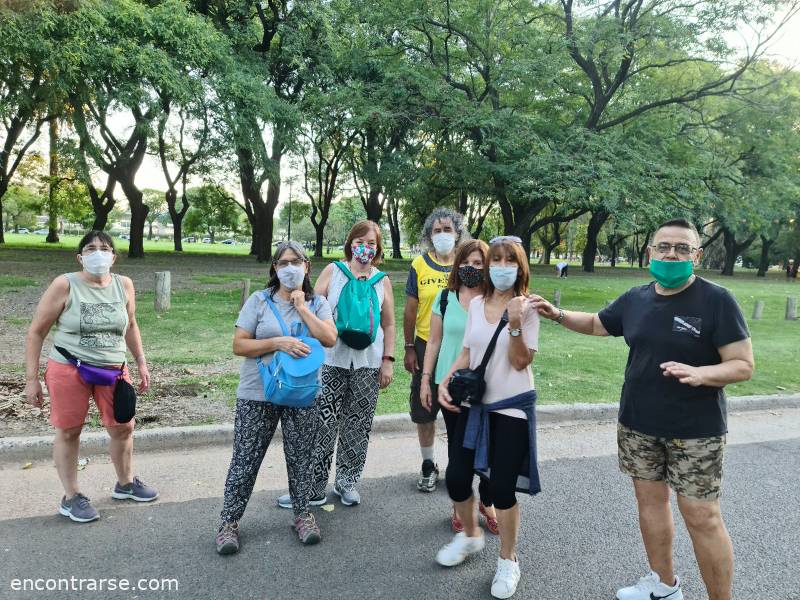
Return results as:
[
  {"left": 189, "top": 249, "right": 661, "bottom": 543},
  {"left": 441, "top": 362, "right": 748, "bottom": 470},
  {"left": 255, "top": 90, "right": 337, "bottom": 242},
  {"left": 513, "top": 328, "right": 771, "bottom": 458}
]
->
[{"left": 56, "top": 347, "right": 122, "bottom": 386}]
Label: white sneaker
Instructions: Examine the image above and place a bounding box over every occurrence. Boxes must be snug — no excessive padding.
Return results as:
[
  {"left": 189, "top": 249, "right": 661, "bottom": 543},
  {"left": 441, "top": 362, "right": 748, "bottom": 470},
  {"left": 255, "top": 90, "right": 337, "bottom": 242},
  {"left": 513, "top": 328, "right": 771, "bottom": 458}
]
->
[
  {"left": 491, "top": 556, "right": 521, "bottom": 599},
  {"left": 435, "top": 532, "right": 485, "bottom": 567},
  {"left": 616, "top": 571, "right": 683, "bottom": 600}
]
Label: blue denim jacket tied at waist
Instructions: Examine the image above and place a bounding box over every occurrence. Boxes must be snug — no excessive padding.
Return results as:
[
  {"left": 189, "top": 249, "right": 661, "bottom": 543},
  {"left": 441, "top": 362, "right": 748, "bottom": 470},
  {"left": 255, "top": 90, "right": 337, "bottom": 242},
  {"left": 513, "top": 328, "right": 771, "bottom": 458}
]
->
[{"left": 462, "top": 390, "right": 541, "bottom": 495}]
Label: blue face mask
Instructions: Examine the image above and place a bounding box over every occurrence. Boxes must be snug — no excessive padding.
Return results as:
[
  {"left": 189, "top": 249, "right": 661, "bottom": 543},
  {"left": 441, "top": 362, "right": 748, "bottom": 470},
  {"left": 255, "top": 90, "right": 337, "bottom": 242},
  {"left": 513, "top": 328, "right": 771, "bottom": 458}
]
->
[{"left": 489, "top": 266, "right": 518, "bottom": 291}]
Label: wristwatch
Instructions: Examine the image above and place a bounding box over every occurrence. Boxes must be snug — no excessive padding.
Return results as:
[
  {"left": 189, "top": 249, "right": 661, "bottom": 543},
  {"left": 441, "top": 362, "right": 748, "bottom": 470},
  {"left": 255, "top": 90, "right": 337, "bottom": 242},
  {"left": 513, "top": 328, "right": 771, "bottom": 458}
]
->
[
  {"left": 509, "top": 327, "right": 522, "bottom": 337},
  {"left": 555, "top": 309, "right": 566, "bottom": 324}
]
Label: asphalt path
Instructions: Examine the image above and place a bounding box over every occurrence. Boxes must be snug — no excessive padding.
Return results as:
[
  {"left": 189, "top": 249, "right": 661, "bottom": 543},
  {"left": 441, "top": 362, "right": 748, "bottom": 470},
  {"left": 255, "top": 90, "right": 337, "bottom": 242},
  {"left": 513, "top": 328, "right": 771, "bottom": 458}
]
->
[{"left": 1, "top": 433, "right": 798, "bottom": 600}]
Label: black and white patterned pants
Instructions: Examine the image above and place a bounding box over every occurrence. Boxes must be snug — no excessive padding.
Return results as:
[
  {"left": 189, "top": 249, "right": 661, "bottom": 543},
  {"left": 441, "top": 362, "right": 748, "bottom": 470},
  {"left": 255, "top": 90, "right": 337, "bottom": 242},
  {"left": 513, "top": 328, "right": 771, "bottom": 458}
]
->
[
  {"left": 310, "top": 364, "right": 379, "bottom": 496},
  {"left": 220, "top": 398, "right": 318, "bottom": 521}
]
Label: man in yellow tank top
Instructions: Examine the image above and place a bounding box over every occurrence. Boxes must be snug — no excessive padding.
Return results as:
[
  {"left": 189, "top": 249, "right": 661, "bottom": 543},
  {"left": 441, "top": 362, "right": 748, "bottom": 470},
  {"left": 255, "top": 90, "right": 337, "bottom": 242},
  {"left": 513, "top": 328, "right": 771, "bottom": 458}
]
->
[{"left": 403, "top": 207, "right": 468, "bottom": 492}]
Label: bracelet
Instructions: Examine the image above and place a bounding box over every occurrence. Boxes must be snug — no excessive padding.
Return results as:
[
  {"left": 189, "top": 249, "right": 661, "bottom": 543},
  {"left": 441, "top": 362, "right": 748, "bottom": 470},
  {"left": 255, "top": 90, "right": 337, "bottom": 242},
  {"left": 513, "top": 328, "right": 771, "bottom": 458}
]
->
[
  {"left": 555, "top": 309, "right": 566, "bottom": 324},
  {"left": 134, "top": 355, "right": 147, "bottom": 363},
  {"left": 382, "top": 355, "right": 395, "bottom": 362},
  {"left": 421, "top": 371, "right": 432, "bottom": 378},
  {"left": 404, "top": 343, "right": 415, "bottom": 349}
]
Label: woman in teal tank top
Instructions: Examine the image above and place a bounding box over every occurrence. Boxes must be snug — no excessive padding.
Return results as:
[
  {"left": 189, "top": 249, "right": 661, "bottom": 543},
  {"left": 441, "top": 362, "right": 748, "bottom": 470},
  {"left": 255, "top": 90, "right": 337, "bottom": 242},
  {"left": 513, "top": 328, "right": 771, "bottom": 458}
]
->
[
  {"left": 420, "top": 240, "right": 499, "bottom": 535},
  {"left": 24, "top": 231, "right": 157, "bottom": 523}
]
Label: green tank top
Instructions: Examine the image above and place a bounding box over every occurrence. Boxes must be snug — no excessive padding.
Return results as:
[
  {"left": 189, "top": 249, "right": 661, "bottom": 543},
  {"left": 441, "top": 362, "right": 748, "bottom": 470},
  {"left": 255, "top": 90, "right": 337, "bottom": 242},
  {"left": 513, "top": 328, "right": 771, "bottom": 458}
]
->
[{"left": 50, "top": 273, "right": 129, "bottom": 366}]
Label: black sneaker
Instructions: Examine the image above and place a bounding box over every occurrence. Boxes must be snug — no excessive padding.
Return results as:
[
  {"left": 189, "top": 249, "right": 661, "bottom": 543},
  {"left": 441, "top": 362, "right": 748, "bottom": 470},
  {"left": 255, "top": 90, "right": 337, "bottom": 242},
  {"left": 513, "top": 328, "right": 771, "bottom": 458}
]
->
[{"left": 417, "top": 459, "right": 439, "bottom": 492}]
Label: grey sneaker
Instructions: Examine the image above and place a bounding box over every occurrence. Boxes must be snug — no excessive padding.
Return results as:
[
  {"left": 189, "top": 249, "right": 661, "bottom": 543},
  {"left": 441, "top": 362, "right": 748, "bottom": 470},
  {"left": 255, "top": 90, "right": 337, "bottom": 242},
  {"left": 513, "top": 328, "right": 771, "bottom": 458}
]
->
[
  {"left": 59, "top": 493, "right": 99, "bottom": 523},
  {"left": 215, "top": 522, "right": 240, "bottom": 555},
  {"left": 417, "top": 459, "right": 439, "bottom": 492},
  {"left": 277, "top": 493, "right": 327, "bottom": 509},
  {"left": 112, "top": 476, "right": 159, "bottom": 502},
  {"left": 333, "top": 483, "right": 360, "bottom": 506},
  {"left": 292, "top": 512, "right": 321, "bottom": 545}
]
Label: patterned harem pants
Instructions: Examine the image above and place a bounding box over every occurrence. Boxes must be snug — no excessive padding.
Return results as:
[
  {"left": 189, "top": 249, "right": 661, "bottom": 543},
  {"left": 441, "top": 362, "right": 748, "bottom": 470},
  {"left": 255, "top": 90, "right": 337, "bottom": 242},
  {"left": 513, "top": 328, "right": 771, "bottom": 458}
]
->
[
  {"left": 220, "top": 398, "right": 318, "bottom": 521},
  {"left": 310, "top": 364, "right": 379, "bottom": 497}
]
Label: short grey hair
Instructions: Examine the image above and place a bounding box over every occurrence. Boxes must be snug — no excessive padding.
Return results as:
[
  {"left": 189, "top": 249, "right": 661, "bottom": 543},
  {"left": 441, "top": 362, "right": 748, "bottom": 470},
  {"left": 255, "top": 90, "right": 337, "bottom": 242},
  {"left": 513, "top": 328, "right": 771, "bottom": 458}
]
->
[
  {"left": 420, "top": 207, "right": 469, "bottom": 251},
  {"left": 273, "top": 240, "right": 310, "bottom": 263}
]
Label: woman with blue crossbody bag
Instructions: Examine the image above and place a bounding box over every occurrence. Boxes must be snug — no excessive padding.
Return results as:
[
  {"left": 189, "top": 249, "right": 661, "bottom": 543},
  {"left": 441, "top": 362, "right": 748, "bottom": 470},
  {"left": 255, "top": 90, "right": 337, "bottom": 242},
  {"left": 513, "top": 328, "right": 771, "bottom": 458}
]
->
[{"left": 216, "top": 242, "right": 337, "bottom": 555}]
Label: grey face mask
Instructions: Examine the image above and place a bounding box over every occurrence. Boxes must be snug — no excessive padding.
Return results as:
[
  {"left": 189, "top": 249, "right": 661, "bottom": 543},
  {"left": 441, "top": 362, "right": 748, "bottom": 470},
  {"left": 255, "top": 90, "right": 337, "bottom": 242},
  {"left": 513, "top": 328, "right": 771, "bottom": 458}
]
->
[{"left": 276, "top": 264, "right": 305, "bottom": 289}]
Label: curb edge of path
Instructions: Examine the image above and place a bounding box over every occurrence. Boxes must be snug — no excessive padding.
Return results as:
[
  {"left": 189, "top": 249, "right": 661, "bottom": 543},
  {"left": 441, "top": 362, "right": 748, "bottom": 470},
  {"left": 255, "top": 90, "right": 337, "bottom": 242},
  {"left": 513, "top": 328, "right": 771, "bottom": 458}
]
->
[{"left": 1, "top": 394, "right": 799, "bottom": 465}]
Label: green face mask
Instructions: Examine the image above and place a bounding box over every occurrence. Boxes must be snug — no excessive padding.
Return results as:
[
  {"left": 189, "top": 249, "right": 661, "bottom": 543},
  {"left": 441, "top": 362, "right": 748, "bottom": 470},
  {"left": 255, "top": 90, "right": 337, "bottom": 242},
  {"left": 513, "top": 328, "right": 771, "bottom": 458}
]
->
[{"left": 649, "top": 258, "right": 693, "bottom": 288}]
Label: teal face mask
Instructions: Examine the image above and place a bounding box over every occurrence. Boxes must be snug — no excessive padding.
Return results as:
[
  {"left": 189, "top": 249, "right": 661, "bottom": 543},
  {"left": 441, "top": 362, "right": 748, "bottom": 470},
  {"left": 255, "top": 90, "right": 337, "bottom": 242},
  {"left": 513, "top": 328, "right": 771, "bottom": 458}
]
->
[{"left": 649, "top": 259, "right": 693, "bottom": 288}]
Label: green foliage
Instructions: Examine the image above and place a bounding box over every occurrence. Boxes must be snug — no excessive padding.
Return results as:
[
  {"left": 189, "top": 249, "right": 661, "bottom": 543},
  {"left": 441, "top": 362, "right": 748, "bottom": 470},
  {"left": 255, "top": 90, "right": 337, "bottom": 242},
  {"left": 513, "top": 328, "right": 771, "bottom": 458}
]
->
[
  {"left": 1, "top": 185, "right": 41, "bottom": 231},
  {"left": 184, "top": 184, "right": 241, "bottom": 241}
]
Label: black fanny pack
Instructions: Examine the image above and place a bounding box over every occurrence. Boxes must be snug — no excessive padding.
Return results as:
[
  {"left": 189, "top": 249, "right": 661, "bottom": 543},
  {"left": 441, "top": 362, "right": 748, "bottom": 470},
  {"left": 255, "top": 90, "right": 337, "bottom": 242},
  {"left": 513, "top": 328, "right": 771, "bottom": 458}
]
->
[
  {"left": 55, "top": 346, "right": 136, "bottom": 423},
  {"left": 448, "top": 311, "right": 508, "bottom": 407}
]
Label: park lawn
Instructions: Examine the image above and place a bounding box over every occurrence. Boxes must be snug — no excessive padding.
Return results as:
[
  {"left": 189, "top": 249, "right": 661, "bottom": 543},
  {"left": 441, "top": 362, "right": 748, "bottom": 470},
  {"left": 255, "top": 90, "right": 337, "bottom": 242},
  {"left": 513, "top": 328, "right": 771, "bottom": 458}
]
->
[
  {"left": 130, "top": 265, "right": 800, "bottom": 415},
  {"left": 0, "top": 274, "right": 38, "bottom": 291}
]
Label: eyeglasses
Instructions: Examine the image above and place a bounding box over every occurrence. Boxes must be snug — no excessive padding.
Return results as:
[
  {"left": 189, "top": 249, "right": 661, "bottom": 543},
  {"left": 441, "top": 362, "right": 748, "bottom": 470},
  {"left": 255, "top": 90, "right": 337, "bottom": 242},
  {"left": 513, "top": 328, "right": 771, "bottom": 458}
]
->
[
  {"left": 274, "top": 258, "right": 306, "bottom": 268},
  {"left": 650, "top": 243, "right": 697, "bottom": 257},
  {"left": 489, "top": 235, "right": 523, "bottom": 245}
]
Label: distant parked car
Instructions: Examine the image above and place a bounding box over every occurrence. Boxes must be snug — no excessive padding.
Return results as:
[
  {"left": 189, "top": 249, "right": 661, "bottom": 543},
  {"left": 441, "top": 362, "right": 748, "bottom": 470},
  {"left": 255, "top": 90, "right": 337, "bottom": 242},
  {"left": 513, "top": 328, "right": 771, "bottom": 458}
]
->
[
  {"left": 33, "top": 228, "right": 49, "bottom": 235},
  {"left": 119, "top": 234, "right": 130, "bottom": 240},
  {"left": 17, "top": 228, "right": 30, "bottom": 234},
  {"left": 182, "top": 236, "right": 197, "bottom": 243},
  {"left": 202, "top": 237, "right": 212, "bottom": 243},
  {"left": 221, "top": 239, "right": 236, "bottom": 245}
]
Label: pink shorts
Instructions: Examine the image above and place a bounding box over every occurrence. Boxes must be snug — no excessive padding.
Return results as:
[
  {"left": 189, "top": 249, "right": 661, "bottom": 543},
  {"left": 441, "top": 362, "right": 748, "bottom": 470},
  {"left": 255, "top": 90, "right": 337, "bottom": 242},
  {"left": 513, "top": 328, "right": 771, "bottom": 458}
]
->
[{"left": 44, "top": 359, "right": 133, "bottom": 430}]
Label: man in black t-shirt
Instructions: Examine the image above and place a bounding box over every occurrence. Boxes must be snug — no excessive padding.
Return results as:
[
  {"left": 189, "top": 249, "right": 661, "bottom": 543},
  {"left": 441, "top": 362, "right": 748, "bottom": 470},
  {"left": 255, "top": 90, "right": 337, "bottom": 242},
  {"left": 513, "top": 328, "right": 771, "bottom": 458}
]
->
[{"left": 530, "top": 219, "right": 753, "bottom": 600}]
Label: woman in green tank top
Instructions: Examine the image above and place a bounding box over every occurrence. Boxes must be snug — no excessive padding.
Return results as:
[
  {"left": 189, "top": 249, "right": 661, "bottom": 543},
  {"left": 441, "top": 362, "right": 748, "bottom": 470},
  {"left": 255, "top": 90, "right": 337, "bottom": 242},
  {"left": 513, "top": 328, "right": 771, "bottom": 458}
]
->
[{"left": 24, "top": 231, "right": 158, "bottom": 523}]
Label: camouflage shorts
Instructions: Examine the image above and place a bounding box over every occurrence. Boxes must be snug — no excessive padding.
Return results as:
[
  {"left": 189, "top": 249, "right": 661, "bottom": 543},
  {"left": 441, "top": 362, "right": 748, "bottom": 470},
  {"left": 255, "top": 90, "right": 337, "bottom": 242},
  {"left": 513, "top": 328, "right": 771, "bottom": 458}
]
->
[{"left": 617, "top": 423, "right": 726, "bottom": 501}]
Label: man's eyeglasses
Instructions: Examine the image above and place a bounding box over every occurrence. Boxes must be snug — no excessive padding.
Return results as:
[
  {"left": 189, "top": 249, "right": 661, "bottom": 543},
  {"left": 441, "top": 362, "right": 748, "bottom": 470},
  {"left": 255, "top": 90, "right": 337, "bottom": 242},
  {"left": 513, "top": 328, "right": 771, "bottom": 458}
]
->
[
  {"left": 489, "top": 235, "right": 523, "bottom": 245},
  {"left": 650, "top": 243, "right": 697, "bottom": 257},
  {"left": 274, "top": 258, "right": 306, "bottom": 268}
]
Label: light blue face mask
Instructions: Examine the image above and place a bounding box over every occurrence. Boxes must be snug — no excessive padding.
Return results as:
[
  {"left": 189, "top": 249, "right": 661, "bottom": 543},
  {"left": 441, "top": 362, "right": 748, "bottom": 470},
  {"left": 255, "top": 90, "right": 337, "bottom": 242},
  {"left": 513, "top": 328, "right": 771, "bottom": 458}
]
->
[
  {"left": 277, "top": 264, "right": 305, "bottom": 290},
  {"left": 489, "top": 266, "right": 518, "bottom": 291}
]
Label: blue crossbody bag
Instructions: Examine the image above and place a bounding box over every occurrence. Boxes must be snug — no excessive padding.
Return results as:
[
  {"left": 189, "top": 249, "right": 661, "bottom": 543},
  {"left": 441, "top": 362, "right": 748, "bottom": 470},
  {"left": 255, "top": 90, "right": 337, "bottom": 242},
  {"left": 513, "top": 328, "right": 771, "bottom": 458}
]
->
[{"left": 255, "top": 293, "right": 325, "bottom": 407}]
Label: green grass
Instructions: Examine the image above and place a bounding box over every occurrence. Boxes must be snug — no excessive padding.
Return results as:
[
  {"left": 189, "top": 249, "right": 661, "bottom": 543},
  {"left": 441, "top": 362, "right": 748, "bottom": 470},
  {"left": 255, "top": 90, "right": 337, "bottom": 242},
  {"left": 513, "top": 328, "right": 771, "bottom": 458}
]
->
[
  {"left": 0, "top": 274, "right": 38, "bottom": 290},
  {"left": 193, "top": 273, "right": 255, "bottom": 285}
]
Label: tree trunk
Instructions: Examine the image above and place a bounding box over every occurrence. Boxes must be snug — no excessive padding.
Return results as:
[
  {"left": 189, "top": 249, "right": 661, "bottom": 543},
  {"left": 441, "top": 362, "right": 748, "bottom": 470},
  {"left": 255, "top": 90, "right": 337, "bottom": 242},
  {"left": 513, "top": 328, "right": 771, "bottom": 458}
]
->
[
  {"left": 365, "top": 187, "right": 382, "bottom": 223},
  {"left": 46, "top": 117, "right": 60, "bottom": 243},
  {"left": 720, "top": 228, "right": 756, "bottom": 276},
  {"left": 386, "top": 196, "right": 403, "bottom": 259},
  {"left": 147, "top": 221, "right": 153, "bottom": 241},
  {"left": 757, "top": 235, "right": 773, "bottom": 277},
  {"left": 91, "top": 205, "right": 112, "bottom": 231},
  {"left": 581, "top": 209, "right": 610, "bottom": 272},
  {"left": 122, "top": 179, "right": 148, "bottom": 259},
  {"left": 314, "top": 224, "right": 324, "bottom": 258},
  {"left": 637, "top": 232, "right": 651, "bottom": 268},
  {"left": 609, "top": 242, "right": 618, "bottom": 268}
]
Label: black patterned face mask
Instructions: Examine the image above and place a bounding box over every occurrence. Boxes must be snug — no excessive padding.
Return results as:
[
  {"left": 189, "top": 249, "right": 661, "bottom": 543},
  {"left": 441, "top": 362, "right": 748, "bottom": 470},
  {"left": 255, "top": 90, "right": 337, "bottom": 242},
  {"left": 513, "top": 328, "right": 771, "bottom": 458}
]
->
[{"left": 458, "top": 265, "right": 484, "bottom": 288}]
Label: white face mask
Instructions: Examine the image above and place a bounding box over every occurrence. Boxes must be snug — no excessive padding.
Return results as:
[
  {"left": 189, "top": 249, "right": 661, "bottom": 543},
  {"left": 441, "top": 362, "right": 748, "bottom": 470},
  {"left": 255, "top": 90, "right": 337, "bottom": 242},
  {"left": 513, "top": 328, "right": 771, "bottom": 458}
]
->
[
  {"left": 276, "top": 264, "right": 305, "bottom": 289},
  {"left": 432, "top": 233, "right": 456, "bottom": 255},
  {"left": 80, "top": 250, "right": 114, "bottom": 275}
]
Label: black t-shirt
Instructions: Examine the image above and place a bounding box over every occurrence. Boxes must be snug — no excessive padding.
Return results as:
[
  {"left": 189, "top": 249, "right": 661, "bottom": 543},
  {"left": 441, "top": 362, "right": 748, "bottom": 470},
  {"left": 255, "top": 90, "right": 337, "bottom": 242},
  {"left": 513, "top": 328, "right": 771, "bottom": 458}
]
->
[{"left": 598, "top": 277, "right": 750, "bottom": 439}]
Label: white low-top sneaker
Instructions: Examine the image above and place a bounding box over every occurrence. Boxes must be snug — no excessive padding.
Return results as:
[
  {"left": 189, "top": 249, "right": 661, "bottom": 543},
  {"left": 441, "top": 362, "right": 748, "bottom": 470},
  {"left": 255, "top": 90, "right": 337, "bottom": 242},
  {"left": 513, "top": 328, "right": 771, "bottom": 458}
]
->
[
  {"left": 435, "top": 532, "right": 485, "bottom": 567},
  {"left": 491, "top": 556, "right": 521, "bottom": 599},
  {"left": 616, "top": 571, "right": 683, "bottom": 600}
]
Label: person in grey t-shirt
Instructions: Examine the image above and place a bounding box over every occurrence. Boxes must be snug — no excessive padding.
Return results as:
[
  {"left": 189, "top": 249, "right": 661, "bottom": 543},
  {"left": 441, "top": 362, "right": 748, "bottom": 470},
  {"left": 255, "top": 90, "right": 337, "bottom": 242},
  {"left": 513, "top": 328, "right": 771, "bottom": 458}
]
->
[{"left": 215, "top": 241, "right": 336, "bottom": 554}]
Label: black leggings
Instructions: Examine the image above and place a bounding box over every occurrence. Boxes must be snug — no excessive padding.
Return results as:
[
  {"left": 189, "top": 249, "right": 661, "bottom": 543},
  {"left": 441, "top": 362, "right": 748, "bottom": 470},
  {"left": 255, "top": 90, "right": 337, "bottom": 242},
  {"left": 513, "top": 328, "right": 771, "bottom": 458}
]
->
[
  {"left": 442, "top": 407, "right": 492, "bottom": 507},
  {"left": 445, "top": 408, "right": 529, "bottom": 510}
]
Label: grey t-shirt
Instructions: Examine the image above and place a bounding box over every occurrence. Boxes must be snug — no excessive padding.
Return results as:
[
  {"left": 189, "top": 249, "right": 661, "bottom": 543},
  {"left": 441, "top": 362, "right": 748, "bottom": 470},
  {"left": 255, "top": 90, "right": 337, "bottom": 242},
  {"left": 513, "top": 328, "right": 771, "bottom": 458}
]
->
[{"left": 235, "top": 290, "right": 333, "bottom": 401}]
